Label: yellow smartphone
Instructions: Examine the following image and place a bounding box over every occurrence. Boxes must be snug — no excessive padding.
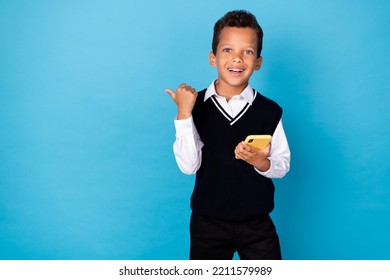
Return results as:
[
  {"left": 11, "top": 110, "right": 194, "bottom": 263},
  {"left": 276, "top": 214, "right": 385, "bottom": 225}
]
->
[{"left": 244, "top": 135, "right": 272, "bottom": 150}]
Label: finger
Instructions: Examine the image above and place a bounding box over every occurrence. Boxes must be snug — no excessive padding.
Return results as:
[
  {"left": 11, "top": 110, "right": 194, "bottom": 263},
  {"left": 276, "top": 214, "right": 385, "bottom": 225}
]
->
[
  {"left": 243, "top": 143, "right": 254, "bottom": 153},
  {"left": 239, "top": 143, "right": 256, "bottom": 159},
  {"left": 178, "top": 84, "right": 194, "bottom": 94},
  {"left": 239, "top": 149, "right": 251, "bottom": 159},
  {"left": 235, "top": 144, "right": 248, "bottom": 160},
  {"left": 165, "top": 89, "right": 175, "bottom": 99},
  {"left": 240, "top": 141, "right": 250, "bottom": 152},
  {"left": 234, "top": 146, "right": 240, "bottom": 159},
  {"left": 263, "top": 143, "right": 271, "bottom": 155}
]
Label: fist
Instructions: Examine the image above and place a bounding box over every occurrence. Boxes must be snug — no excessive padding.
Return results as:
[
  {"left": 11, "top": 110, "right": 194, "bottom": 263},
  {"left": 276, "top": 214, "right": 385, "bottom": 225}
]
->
[{"left": 165, "top": 83, "right": 198, "bottom": 119}]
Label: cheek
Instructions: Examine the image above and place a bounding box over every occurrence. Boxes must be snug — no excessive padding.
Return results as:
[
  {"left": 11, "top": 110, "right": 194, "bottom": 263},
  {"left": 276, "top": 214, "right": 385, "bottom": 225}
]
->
[{"left": 216, "top": 58, "right": 227, "bottom": 68}]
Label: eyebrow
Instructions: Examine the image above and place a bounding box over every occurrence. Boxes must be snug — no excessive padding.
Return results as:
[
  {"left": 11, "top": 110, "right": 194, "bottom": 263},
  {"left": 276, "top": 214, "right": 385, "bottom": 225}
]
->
[{"left": 218, "top": 44, "right": 256, "bottom": 49}]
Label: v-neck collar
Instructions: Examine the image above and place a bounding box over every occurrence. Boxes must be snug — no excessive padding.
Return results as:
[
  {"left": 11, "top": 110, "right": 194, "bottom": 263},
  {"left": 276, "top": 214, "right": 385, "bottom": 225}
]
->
[{"left": 204, "top": 80, "right": 257, "bottom": 126}]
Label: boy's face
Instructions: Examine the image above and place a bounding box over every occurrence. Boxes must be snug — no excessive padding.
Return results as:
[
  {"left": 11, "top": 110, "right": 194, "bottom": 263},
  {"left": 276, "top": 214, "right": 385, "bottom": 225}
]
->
[{"left": 209, "top": 27, "right": 262, "bottom": 95}]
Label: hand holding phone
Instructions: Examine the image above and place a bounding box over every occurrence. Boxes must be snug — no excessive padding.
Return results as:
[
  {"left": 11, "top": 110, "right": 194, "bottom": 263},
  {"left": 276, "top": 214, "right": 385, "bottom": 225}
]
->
[
  {"left": 235, "top": 135, "right": 272, "bottom": 171},
  {"left": 235, "top": 135, "right": 272, "bottom": 160}
]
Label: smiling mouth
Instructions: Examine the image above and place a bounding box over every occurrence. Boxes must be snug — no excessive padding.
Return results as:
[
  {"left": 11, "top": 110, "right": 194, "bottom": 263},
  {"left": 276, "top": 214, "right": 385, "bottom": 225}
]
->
[{"left": 228, "top": 68, "right": 245, "bottom": 73}]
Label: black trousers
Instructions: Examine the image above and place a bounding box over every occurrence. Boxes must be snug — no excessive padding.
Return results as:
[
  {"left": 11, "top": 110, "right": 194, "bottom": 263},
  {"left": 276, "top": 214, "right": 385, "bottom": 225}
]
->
[{"left": 190, "top": 212, "right": 282, "bottom": 260}]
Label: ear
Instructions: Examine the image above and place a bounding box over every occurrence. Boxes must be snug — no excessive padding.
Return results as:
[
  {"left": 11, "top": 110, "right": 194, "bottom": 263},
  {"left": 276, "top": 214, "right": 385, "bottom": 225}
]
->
[
  {"left": 209, "top": 51, "right": 217, "bottom": 67},
  {"left": 255, "top": 56, "right": 263, "bottom": 71}
]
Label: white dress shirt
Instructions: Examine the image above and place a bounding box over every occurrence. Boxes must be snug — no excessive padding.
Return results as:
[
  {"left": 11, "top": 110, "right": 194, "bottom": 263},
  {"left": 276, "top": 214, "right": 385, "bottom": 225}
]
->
[{"left": 173, "top": 80, "right": 290, "bottom": 178}]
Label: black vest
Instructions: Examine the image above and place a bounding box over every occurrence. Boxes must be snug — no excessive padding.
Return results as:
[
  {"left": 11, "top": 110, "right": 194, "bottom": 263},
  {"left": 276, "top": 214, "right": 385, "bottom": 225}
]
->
[{"left": 191, "top": 89, "right": 282, "bottom": 221}]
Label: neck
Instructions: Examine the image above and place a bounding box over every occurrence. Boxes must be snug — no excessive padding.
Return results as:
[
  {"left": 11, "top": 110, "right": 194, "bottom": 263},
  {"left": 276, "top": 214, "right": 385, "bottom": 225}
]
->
[{"left": 215, "top": 81, "right": 248, "bottom": 102}]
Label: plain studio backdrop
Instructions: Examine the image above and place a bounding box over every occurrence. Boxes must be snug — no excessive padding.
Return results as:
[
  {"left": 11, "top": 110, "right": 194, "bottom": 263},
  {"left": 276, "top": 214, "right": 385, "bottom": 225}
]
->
[{"left": 0, "top": 0, "right": 389, "bottom": 259}]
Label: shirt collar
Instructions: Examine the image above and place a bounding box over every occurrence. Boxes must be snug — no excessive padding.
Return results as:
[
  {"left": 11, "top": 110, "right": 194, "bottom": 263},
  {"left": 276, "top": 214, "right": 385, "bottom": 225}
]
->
[{"left": 204, "top": 79, "right": 255, "bottom": 104}]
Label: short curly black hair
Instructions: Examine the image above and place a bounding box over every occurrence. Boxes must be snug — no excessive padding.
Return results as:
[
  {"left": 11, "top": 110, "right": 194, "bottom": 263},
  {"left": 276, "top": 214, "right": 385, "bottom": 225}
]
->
[{"left": 212, "top": 10, "right": 263, "bottom": 57}]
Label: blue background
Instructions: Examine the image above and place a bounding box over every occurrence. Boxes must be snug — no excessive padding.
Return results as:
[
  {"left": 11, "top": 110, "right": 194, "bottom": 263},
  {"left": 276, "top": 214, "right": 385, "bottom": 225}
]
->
[{"left": 1, "top": 0, "right": 389, "bottom": 260}]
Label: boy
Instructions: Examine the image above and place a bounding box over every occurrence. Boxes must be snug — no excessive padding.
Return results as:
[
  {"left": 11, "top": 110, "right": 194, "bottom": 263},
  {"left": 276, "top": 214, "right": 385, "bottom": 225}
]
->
[{"left": 166, "top": 10, "right": 290, "bottom": 260}]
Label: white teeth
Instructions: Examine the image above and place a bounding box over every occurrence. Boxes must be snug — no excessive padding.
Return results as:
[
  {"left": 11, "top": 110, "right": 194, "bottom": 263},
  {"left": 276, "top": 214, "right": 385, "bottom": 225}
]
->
[{"left": 229, "top": 68, "right": 244, "bottom": 72}]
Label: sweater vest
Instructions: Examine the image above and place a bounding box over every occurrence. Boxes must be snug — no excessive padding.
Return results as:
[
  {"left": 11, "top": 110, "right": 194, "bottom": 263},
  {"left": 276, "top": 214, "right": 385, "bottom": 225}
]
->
[{"left": 191, "top": 89, "right": 282, "bottom": 221}]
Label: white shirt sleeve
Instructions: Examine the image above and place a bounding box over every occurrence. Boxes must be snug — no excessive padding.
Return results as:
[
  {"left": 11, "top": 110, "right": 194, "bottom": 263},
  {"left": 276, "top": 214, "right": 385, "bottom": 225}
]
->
[
  {"left": 255, "top": 119, "right": 291, "bottom": 178},
  {"left": 173, "top": 116, "right": 203, "bottom": 175}
]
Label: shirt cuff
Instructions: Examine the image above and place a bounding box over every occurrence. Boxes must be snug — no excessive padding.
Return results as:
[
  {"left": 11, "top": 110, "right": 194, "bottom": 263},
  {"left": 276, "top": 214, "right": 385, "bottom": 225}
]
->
[{"left": 174, "top": 116, "right": 195, "bottom": 136}]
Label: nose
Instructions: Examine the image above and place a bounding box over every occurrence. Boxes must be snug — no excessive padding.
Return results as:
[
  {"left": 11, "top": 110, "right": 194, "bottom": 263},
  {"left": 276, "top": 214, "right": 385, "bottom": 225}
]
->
[{"left": 232, "top": 52, "right": 243, "bottom": 63}]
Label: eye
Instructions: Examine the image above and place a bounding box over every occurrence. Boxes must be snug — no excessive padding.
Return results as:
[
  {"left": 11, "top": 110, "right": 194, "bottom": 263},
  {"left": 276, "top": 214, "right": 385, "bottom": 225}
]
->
[
  {"left": 244, "top": 50, "right": 254, "bottom": 55},
  {"left": 222, "top": 48, "right": 232, "bottom": 53}
]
